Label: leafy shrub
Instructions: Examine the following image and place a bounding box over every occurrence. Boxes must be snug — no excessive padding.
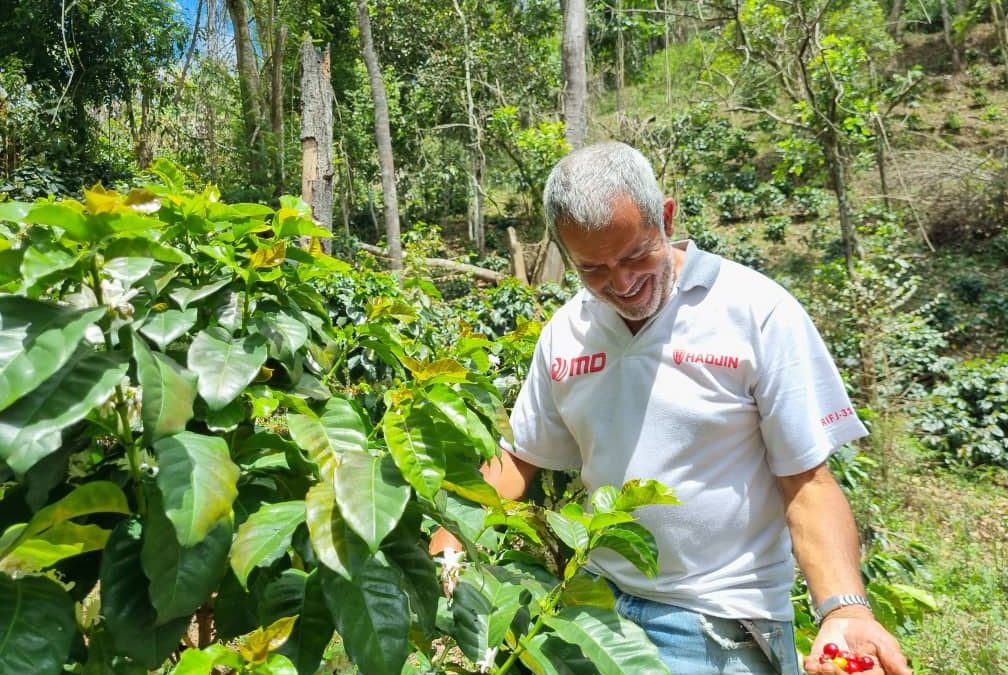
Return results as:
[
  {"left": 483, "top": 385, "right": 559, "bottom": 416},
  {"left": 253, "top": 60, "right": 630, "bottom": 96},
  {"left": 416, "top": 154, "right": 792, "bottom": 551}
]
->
[
  {"left": 949, "top": 272, "right": 987, "bottom": 304},
  {"left": 763, "top": 215, "right": 790, "bottom": 243},
  {"left": 791, "top": 186, "right": 833, "bottom": 220},
  {"left": 915, "top": 355, "right": 1008, "bottom": 468},
  {"left": 715, "top": 187, "right": 757, "bottom": 222}
]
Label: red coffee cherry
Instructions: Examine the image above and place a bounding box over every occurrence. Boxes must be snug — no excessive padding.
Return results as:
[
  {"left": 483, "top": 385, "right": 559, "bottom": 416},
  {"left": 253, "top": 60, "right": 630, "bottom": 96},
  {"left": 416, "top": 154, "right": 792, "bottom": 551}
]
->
[
  {"left": 858, "top": 655, "right": 876, "bottom": 670},
  {"left": 823, "top": 642, "right": 840, "bottom": 658}
]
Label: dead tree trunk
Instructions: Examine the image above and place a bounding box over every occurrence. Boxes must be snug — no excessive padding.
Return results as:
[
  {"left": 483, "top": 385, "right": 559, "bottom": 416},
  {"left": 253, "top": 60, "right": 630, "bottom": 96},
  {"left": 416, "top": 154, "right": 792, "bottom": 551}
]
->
[
  {"left": 357, "top": 0, "right": 403, "bottom": 273},
  {"left": 300, "top": 35, "right": 334, "bottom": 252},
  {"left": 562, "top": 0, "right": 588, "bottom": 149}
]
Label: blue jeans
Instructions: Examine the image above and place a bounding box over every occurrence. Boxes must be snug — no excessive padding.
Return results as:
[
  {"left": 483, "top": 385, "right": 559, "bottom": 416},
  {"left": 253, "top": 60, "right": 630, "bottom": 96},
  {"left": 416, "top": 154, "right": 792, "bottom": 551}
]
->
[{"left": 612, "top": 588, "right": 800, "bottom": 674}]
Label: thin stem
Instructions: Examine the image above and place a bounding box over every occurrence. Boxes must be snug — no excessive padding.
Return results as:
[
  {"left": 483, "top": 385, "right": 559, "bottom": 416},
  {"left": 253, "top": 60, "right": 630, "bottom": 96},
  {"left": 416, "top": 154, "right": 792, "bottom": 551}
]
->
[{"left": 494, "top": 586, "right": 564, "bottom": 675}]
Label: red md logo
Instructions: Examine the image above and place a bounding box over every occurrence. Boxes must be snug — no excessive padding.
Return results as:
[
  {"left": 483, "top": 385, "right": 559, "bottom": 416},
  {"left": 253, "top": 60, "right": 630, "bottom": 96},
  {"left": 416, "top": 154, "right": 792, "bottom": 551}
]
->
[{"left": 551, "top": 352, "right": 607, "bottom": 381}]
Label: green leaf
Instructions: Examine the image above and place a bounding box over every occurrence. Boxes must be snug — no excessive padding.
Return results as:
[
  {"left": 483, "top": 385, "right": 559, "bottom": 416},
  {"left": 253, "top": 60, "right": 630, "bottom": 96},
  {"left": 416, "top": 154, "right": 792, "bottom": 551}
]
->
[
  {"left": 169, "top": 644, "right": 243, "bottom": 675},
  {"left": 287, "top": 397, "right": 367, "bottom": 481},
  {"left": 590, "top": 523, "right": 660, "bottom": 578},
  {"left": 0, "top": 249, "right": 23, "bottom": 287},
  {"left": 0, "top": 573, "right": 76, "bottom": 675},
  {"left": 611, "top": 480, "right": 680, "bottom": 512},
  {"left": 230, "top": 501, "right": 305, "bottom": 588},
  {"left": 154, "top": 431, "right": 240, "bottom": 546},
  {"left": 519, "top": 633, "right": 597, "bottom": 675},
  {"left": 0, "top": 349, "right": 129, "bottom": 474},
  {"left": 139, "top": 308, "right": 198, "bottom": 350},
  {"left": 0, "top": 201, "right": 31, "bottom": 223},
  {"left": 320, "top": 559, "right": 410, "bottom": 675},
  {"left": 543, "top": 606, "right": 670, "bottom": 675},
  {"left": 100, "top": 519, "right": 191, "bottom": 669},
  {"left": 188, "top": 327, "right": 268, "bottom": 410},
  {"left": 142, "top": 488, "right": 232, "bottom": 624},
  {"left": 305, "top": 482, "right": 369, "bottom": 580},
  {"left": 424, "top": 385, "right": 497, "bottom": 460},
  {"left": 382, "top": 407, "right": 446, "bottom": 500},
  {"left": 103, "top": 257, "right": 155, "bottom": 288},
  {"left": 333, "top": 452, "right": 410, "bottom": 552},
  {"left": 0, "top": 521, "right": 110, "bottom": 573},
  {"left": 0, "top": 297, "right": 106, "bottom": 413},
  {"left": 19, "top": 237, "right": 84, "bottom": 292},
  {"left": 168, "top": 278, "right": 231, "bottom": 311},
  {"left": 103, "top": 237, "right": 193, "bottom": 265},
  {"left": 260, "top": 569, "right": 336, "bottom": 675},
  {"left": 546, "top": 510, "right": 590, "bottom": 553},
  {"left": 0, "top": 480, "right": 129, "bottom": 560},
  {"left": 451, "top": 575, "right": 492, "bottom": 663},
  {"left": 24, "top": 202, "right": 90, "bottom": 240},
  {"left": 442, "top": 461, "right": 502, "bottom": 508},
  {"left": 133, "top": 333, "right": 197, "bottom": 443},
  {"left": 456, "top": 567, "right": 526, "bottom": 655},
  {"left": 381, "top": 528, "right": 440, "bottom": 638},
  {"left": 252, "top": 312, "right": 308, "bottom": 371},
  {"left": 560, "top": 573, "right": 616, "bottom": 609}
]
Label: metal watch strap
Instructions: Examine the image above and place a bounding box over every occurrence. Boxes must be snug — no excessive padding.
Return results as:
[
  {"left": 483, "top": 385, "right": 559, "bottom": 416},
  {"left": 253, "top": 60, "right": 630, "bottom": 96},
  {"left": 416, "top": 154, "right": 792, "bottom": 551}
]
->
[{"left": 813, "top": 593, "right": 872, "bottom": 624}]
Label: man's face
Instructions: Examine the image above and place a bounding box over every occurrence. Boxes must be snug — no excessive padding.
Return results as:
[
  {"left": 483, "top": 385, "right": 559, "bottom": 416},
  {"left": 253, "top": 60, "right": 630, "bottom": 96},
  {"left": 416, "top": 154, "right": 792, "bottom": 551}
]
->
[{"left": 558, "top": 195, "right": 675, "bottom": 328}]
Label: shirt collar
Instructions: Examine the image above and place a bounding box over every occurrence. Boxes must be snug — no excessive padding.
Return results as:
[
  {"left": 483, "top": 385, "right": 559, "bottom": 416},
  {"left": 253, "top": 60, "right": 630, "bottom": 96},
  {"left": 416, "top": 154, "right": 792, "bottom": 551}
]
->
[{"left": 672, "top": 239, "right": 720, "bottom": 292}]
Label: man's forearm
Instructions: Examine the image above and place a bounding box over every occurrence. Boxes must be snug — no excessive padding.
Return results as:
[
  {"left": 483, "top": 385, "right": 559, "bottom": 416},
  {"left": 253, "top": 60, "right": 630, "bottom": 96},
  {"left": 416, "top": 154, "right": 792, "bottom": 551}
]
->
[
  {"left": 428, "top": 449, "right": 539, "bottom": 555},
  {"left": 778, "top": 463, "right": 868, "bottom": 615},
  {"left": 480, "top": 449, "right": 540, "bottom": 500}
]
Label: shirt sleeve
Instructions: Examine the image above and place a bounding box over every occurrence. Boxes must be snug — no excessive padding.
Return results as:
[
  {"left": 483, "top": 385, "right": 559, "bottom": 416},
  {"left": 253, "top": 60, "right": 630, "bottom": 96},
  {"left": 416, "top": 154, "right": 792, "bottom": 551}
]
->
[
  {"left": 753, "top": 292, "right": 868, "bottom": 476},
  {"left": 505, "top": 325, "right": 583, "bottom": 471}
]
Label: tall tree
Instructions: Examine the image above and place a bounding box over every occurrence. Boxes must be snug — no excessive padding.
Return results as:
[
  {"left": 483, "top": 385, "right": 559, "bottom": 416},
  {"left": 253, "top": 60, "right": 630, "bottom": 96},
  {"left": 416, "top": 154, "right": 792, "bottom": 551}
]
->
[
  {"left": 225, "top": 0, "right": 269, "bottom": 189},
  {"left": 562, "top": 0, "right": 589, "bottom": 149},
  {"left": 301, "top": 35, "right": 335, "bottom": 249},
  {"left": 718, "top": 0, "right": 910, "bottom": 277},
  {"left": 357, "top": 0, "right": 403, "bottom": 273},
  {"left": 452, "top": 0, "right": 487, "bottom": 254},
  {"left": 0, "top": 0, "right": 185, "bottom": 180}
]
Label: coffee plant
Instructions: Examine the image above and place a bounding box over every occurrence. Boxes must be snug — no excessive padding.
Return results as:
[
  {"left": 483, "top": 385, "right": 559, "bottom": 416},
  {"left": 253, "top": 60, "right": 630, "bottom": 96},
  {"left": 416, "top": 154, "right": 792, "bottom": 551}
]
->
[
  {"left": 0, "top": 161, "right": 678, "bottom": 675},
  {"left": 914, "top": 354, "right": 1008, "bottom": 468}
]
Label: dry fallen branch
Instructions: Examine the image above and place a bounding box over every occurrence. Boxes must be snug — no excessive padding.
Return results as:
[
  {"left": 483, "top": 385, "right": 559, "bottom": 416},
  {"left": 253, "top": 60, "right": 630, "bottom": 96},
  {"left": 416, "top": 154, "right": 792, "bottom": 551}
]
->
[{"left": 356, "top": 243, "right": 507, "bottom": 284}]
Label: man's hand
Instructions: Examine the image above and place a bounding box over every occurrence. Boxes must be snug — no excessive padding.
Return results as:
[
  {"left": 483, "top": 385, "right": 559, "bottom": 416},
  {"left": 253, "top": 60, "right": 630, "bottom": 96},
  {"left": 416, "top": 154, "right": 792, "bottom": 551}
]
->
[{"left": 803, "top": 613, "right": 912, "bottom": 675}]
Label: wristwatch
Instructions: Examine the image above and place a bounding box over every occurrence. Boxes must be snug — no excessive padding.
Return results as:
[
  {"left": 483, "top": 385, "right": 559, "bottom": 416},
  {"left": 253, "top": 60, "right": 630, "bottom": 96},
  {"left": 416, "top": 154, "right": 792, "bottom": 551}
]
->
[{"left": 813, "top": 593, "right": 873, "bottom": 624}]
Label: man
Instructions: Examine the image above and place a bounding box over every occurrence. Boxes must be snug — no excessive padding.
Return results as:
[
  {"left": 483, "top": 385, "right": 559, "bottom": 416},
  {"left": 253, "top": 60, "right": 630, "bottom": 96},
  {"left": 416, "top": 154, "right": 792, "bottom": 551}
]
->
[{"left": 432, "top": 141, "right": 911, "bottom": 674}]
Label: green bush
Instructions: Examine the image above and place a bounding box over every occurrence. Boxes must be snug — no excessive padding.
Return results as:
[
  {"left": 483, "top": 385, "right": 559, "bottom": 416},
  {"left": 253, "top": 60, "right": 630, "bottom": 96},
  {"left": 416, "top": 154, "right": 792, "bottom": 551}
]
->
[{"left": 915, "top": 355, "right": 1008, "bottom": 468}]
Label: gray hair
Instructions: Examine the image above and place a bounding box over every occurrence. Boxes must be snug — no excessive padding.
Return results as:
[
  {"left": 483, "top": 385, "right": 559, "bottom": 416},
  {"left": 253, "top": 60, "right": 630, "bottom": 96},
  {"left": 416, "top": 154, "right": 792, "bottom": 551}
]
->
[{"left": 542, "top": 141, "right": 664, "bottom": 236}]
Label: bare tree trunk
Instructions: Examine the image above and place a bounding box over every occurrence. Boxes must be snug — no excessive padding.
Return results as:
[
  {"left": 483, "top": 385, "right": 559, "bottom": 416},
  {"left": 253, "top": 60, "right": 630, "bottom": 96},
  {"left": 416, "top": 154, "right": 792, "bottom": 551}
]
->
[
  {"left": 270, "top": 13, "right": 287, "bottom": 196},
  {"left": 562, "top": 0, "right": 588, "bottom": 149},
  {"left": 824, "top": 134, "right": 857, "bottom": 278},
  {"left": 615, "top": 0, "right": 624, "bottom": 114},
  {"left": 174, "top": 0, "right": 203, "bottom": 102},
  {"left": 300, "top": 35, "right": 334, "bottom": 252},
  {"left": 356, "top": 0, "right": 402, "bottom": 273},
  {"left": 507, "top": 226, "right": 529, "bottom": 285},
  {"left": 225, "top": 0, "right": 268, "bottom": 186},
  {"left": 875, "top": 116, "right": 890, "bottom": 212},
  {"left": 939, "top": 0, "right": 962, "bottom": 72},
  {"left": 453, "top": 0, "right": 486, "bottom": 253},
  {"left": 887, "top": 0, "right": 905, "bottom": 41},
  {"left": 993, "top": 0, "right": 1008, "bottom": 86}
]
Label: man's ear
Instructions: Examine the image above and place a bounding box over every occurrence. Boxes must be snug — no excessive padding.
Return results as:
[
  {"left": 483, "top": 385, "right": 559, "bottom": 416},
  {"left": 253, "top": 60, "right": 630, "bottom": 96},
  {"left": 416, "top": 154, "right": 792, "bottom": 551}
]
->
[{"left": 663, "top": 198, "right": 677, "bottom": 237}]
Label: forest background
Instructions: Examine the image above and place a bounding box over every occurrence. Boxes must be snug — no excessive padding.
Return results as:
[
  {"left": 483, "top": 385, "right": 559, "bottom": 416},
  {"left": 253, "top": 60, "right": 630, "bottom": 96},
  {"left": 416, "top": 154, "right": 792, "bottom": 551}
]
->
[{"left": 0, "top": 1, "right": 1006, "bottom": 674}]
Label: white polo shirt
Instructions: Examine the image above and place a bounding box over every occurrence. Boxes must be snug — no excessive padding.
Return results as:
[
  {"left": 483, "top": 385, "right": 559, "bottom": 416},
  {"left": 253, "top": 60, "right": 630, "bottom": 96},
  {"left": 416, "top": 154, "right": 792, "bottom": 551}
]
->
[{"left": 506, "top": 240, "right": 867, "bottom": 621}]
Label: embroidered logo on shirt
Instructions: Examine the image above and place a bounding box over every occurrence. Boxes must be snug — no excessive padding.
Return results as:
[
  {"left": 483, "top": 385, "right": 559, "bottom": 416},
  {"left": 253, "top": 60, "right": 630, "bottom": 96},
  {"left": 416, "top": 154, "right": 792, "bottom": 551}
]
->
[
  {"left": 820, "top": 406, "right": 855, "bottom": 427},
  {"left": 672, "top": 349, "right": 740, "bottom": 369},
  {"left": 551, "top": 353, "right": 607, "bottom": 381}
]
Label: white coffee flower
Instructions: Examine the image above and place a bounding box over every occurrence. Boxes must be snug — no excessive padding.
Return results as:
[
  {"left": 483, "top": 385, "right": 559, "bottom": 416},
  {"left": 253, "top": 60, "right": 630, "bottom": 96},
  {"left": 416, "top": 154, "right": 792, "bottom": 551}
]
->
[
  {"left": 475, "top": 646, "right": 498, "bottom": 673},
  {"left": 436, "top": 546, "right": 465, "bottom": 597}
]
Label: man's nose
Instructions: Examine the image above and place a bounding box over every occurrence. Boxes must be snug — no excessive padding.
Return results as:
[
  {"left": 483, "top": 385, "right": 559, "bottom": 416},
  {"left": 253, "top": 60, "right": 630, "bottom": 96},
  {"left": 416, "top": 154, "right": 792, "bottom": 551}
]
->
[{"left": 609, "top": 265, "right": 635, "bottom": 294}]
